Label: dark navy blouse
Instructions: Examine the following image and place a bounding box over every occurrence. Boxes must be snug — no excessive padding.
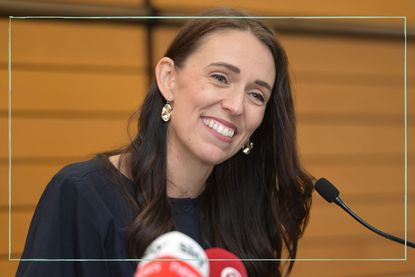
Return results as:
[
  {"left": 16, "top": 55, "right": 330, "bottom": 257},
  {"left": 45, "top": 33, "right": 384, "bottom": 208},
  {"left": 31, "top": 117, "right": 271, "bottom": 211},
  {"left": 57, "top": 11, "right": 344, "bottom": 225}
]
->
[{"left": 16, "top": 155, "right": 207, "bottom": 277}]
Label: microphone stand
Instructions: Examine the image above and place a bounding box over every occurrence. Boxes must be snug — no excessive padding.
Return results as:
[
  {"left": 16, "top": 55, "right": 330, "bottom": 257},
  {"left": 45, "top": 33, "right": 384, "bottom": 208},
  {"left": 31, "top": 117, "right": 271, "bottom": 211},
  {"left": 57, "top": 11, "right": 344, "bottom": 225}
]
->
[{"left": 334, "top": 196, "right": 415, "bottom": 248}]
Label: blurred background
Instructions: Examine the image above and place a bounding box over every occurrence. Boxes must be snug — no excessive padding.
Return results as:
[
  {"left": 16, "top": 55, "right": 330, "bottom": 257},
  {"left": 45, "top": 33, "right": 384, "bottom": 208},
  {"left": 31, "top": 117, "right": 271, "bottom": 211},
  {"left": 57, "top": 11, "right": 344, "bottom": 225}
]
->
[{"left": 0, "top": 0, "right": 414, "bottom": 276}]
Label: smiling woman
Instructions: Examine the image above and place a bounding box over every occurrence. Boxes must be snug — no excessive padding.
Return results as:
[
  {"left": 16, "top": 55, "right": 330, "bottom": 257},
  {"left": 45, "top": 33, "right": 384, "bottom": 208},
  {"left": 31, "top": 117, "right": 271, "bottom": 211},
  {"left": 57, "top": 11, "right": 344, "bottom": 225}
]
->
[
  {"left": 156, "top": 29, "right": 276, "bottom": 172},
  {"left": 16, "top": 8, "right": 314, "bottom": 277}
]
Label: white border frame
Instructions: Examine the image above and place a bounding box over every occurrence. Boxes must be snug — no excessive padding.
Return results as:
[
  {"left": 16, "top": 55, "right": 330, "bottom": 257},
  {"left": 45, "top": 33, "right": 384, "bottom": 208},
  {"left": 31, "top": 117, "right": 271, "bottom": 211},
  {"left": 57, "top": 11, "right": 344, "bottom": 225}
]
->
[{"left": 8, "top": 15, "right": 408, "bottom": 262}]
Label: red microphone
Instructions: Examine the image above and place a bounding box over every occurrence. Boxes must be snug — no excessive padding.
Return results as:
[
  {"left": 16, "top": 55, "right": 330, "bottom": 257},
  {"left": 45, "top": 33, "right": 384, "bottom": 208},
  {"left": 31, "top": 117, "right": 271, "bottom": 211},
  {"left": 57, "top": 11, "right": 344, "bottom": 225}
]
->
[{"left": 205, "top": 248, "right": 247, "bottom": 277}]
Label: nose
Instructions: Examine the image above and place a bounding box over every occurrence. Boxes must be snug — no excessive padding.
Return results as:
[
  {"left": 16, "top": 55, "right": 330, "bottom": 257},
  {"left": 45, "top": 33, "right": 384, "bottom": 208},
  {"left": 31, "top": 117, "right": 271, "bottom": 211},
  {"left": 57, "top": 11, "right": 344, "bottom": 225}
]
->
[{"left": 220, "top": 88, "right": 244, "bottom": 116}]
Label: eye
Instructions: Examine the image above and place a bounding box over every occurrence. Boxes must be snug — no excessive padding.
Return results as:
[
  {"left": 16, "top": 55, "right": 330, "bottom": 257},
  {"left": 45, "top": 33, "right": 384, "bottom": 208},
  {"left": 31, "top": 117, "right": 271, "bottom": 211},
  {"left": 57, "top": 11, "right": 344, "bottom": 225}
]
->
[
  {"left": 211, "top": 73, "right": 229, "bottom": 84},
  {"left": 248, "top": 91, "right": 266, "bottom": 104}
]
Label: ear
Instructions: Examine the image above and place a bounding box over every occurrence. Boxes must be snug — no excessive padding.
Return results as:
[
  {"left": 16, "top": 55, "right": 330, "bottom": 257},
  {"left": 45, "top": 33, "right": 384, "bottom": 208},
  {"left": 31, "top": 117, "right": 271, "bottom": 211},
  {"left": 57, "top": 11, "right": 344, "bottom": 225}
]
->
[{"left": 155, "top": 57, "right": 176, "bottom": 102}]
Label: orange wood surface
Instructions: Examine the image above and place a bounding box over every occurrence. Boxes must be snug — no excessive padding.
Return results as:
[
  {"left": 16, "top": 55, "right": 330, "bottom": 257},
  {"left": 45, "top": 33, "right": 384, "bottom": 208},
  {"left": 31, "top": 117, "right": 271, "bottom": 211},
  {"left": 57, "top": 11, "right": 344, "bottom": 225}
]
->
[{"left": 1, "top": 1, "right": 415, "bottom": 275}]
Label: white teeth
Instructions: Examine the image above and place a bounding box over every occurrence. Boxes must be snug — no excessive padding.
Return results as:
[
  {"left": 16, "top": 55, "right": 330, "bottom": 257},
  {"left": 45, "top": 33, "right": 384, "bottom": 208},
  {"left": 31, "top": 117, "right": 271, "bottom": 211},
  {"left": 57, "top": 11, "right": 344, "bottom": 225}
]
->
[{"left": 202, "top": 118, "right": 235, "bottom": 138}]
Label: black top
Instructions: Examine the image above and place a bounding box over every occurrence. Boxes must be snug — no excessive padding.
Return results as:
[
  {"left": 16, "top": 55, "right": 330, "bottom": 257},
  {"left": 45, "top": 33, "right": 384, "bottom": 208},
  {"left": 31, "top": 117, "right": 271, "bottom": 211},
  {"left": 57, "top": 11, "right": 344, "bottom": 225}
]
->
[{"left": 16, "top": 155, "right": 207, "bottom": 277}]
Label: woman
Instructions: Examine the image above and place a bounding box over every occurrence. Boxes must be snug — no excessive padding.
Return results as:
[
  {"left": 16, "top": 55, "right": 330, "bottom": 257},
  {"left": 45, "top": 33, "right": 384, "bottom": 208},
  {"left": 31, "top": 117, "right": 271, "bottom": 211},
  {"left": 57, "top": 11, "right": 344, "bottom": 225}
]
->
[{"left": 17, "top": 8, "right": 313, "bottom": 277}]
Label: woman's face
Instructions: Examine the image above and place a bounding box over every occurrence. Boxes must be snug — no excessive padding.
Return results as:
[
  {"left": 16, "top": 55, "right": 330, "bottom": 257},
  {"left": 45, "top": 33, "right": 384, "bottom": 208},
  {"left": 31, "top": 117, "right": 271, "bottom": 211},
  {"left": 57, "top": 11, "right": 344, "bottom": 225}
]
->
[{"left": 166, "top": 29, "right": 276, "bottom": 165}]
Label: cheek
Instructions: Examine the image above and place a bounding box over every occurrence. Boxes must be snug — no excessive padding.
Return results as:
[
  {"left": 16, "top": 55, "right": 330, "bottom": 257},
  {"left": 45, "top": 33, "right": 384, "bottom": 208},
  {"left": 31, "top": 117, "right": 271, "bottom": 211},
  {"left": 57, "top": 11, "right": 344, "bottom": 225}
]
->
[
  {"left": 175, "top": 76, "right": 206, "bottom": 106},
  {"left": 245, "top": 109, "right": 266, "bottom": 132},
  {"left": 175, "top": 85, "right": 216, "bottom": 116}
]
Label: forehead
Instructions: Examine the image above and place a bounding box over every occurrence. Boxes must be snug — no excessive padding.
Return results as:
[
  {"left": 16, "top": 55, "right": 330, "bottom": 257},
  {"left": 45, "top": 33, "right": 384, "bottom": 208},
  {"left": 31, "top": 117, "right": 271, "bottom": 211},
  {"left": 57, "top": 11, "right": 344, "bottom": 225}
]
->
[{"left": 184, "top": 29, "right": 276, "bottom": 84}]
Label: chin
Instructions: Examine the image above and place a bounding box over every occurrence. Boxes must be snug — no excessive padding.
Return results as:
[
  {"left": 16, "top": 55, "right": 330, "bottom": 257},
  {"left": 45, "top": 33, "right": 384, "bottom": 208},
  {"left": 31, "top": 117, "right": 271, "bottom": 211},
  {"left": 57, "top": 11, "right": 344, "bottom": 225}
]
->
[{"left": 197, "top": 148, "right": 235, "bottom": 166}]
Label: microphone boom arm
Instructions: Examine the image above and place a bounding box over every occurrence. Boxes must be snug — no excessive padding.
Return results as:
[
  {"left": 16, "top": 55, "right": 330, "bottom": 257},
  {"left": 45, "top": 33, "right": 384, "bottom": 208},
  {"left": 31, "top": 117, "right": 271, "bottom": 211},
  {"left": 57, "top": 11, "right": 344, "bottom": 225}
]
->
[{"left": 334, "top": 197, "right": 415, "bottom": 248}]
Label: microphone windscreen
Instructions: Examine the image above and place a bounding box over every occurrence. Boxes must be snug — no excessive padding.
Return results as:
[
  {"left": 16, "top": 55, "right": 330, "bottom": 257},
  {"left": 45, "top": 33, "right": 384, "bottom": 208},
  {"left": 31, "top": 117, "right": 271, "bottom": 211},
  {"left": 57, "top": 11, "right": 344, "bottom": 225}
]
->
[
  {"left": 135, "top": 231, "right": 208, "bottom": 277},
  {"left": 205, "top": 248, "right": 247, "bottom": 277},
  {"left": 314, "top": 178, "right": 340, "bottom": 203}
]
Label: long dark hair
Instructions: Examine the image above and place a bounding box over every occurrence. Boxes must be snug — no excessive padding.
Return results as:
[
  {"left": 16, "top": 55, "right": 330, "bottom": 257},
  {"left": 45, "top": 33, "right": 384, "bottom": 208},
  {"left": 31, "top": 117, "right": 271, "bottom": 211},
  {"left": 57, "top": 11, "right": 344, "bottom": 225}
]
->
[{"left": 105, "top": 8, "right": 313, "bottom": 277}]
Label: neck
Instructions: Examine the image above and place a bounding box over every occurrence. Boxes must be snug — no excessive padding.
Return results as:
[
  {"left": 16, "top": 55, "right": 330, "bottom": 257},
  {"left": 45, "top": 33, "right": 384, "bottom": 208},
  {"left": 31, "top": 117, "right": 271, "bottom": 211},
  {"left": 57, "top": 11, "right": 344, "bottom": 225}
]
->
[{"left": 166, "top": 140, "right": 213, "bottom": 199}]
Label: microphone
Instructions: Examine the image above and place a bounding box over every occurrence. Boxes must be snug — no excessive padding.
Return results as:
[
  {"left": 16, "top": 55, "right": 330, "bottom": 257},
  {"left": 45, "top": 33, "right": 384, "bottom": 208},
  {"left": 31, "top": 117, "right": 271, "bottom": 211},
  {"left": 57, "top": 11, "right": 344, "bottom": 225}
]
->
[
  {"left": 315, "top": 178, "right": 415, "bottom": 248},
  {"left": 135, "top": 231, "right": 209, "bottom": 277},
  {"left": 205, "top": 248, "right": 248, "bottom": 277}
]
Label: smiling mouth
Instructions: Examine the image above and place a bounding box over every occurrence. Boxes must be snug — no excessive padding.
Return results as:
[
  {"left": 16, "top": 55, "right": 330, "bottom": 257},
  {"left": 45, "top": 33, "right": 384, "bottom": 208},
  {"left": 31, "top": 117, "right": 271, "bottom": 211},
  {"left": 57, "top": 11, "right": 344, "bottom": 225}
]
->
[{"left": 202, "top": 118, "right": 235, "bottom": 138}]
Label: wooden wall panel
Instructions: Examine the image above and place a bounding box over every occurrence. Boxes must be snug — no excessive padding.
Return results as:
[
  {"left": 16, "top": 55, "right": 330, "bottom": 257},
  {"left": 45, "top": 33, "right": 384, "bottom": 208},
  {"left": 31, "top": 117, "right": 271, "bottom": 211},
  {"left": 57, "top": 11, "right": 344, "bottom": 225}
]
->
[
  {"left": 0, "top": 117, "right": 132, "bottom": 158},
  {"left": 1, "top": 163, "right": 75, "bottom": 207},
  {"left": 294, "top": 83, "right": 406, "bottom": 116},
  {"left": 292, "top": 251, "right": 415, "bottom": 277},
  {"left": 153, "top": 0, "right": 415, "bottom": 20},
  {"left": 305, "top": 163, "right": 414, "bottom": 195},
  {"left": 153, "top": 26, "right": 408, "bottom": 78},
  {"left": 5, "top": 20, "right": 146, "bottom": 66},
  {"left": 0, "top": 261, "right": 18, "bottom": 277},
  {"left": 1, "top": 1, "right": 414, "bottom": 275},
  {"left": 282, "top": 34, "right": 405, "bottom": 75},
  {"left": 299, "top": 232, "right": 410, "bottom": 259},
  {"left": 298, "top": 124, "right": 408, "bottom": 155},
  {"left": 296, "top": 195, "right": 415, "bottom": 275},
  {"left": 0, "top": 18, "right": 149, "bottom": 274},
  {"left": 1, "top": 212, "right": 32, "bottom": 259},
  {"left": 152, "top": 26, "right": 179, "bottom": 65},
  {"left": 0, "top": 18, "right": 12, "bottom": 274},
  {"left": 6, "top": 70, "right": 146, "bottom": 112},
  {"left": 307, "top": 197, "right": 410, "bottom": 239},
  {"left": 63, "top": 0, "right": 144, "bottom": 5}
]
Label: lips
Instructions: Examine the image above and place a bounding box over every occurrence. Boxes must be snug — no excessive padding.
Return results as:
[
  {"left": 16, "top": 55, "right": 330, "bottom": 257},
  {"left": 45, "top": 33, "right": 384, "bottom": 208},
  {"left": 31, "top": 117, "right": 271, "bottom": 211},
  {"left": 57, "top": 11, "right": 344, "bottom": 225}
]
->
[{"left": 202, "top": 117, "right": 236, "bottom": 138}]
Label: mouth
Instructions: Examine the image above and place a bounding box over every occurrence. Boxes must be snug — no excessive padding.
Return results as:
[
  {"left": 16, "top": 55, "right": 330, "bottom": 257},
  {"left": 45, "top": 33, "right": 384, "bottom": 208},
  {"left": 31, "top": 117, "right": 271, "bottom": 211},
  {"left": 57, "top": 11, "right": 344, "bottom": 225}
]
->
[{"left": 202, "top": 117, "right": 236, "bottom": 138}]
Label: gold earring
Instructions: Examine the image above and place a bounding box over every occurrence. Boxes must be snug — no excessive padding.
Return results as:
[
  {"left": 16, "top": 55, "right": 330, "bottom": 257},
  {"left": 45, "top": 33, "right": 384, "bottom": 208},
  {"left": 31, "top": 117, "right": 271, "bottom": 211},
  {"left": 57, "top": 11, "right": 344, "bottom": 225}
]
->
[
  {"left": 241, "top": 139, "right": 253, "bottom": 155},
  {"left": 161, "top": 102, "right": 173, "bottom": 122}
]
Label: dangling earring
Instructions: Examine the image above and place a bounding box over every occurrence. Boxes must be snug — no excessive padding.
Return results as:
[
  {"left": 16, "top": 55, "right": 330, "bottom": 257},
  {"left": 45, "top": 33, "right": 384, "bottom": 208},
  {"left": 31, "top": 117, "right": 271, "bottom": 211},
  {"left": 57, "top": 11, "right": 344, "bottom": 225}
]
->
[
  {"left": 161, "top": 102, "right": 173, "bottom": 122},
  {"left": 241, "top": 139, "right": 253, "bottom": 155}
]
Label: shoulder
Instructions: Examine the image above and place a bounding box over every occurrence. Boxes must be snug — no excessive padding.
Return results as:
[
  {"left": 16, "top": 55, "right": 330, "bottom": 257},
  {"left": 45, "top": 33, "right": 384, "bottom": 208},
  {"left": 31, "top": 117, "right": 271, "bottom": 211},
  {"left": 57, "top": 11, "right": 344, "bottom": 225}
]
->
[
  {"left": 48, "top": 155, "right": 119, "bottom": 196},
  {"left": 39, "top": 157, "right": 107, "bottom": 206},
  {"left": 41, "top": 155, "right": 132, "bottom": 225},
  {"left": 55, "top": 156, "right": 105, "bottom": 183},
  {"left": 18, "top": 156, "right": 135, "bottom": 265}
]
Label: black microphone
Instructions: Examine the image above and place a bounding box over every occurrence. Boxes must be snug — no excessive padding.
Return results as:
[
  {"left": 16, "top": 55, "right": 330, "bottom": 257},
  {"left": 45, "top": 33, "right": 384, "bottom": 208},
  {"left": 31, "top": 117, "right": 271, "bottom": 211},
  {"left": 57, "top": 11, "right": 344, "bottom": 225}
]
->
[{"left": 315, "top": 178, "right": 415, "bottom": 248}]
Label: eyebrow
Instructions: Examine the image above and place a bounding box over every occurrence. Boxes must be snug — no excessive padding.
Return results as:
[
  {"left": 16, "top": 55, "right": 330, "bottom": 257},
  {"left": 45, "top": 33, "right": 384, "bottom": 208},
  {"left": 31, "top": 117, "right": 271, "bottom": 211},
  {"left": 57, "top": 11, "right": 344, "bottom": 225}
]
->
[
  {"left": 206, "top": 62, "right": 272, "bottom": 91},
  {"left": 255, "top": 80, "right": 272, "bottom": 92},
  {"left": 207, "top": 62, "right": 240, "bottom": 73}
]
